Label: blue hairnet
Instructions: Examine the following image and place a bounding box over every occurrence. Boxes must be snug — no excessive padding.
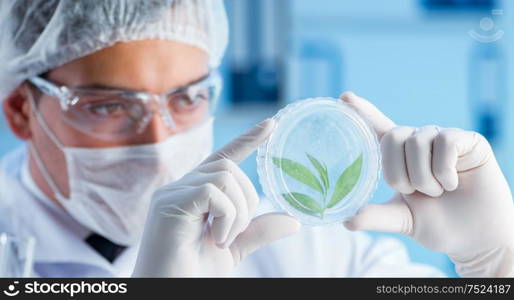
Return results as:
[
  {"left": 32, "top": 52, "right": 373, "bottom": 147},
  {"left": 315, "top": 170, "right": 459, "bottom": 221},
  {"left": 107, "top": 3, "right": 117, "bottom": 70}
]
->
[{"left": 0, "top": 0, "right": 228, "bottom": 101}]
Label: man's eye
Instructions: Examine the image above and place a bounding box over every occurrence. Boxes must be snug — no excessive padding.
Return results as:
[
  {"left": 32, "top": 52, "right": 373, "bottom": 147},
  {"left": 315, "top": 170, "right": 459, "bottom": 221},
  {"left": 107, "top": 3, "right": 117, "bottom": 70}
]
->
[
  {"left": 175, "top": 92, "right": 208, "bottom": 107},
  {"left": 87, "top": 102, "right": 126, "bottom": 116}
]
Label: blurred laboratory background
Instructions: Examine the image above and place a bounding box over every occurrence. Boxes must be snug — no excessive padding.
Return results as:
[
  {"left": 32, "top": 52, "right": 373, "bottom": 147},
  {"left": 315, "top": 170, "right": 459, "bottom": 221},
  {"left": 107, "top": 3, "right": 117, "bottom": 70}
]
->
[{"left": 2, "top": 0, "right": 514, "bottom": 277}]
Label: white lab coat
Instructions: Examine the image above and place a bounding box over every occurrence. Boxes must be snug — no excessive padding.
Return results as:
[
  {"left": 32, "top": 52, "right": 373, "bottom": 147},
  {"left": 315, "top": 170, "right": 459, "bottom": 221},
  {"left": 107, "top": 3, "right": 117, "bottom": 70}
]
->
[{"left": 0, "top": 146, "right": 444, "bottom": 277}]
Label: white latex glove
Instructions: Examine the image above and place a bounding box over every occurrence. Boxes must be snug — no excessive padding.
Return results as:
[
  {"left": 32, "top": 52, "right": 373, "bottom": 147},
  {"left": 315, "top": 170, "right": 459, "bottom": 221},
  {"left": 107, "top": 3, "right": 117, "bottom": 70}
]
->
[
  {"left": 341, "top": 92, "right": 514, "bottom": 277},
  {"left": 132, "top": 119, "right": 300, "bottom": 277}
]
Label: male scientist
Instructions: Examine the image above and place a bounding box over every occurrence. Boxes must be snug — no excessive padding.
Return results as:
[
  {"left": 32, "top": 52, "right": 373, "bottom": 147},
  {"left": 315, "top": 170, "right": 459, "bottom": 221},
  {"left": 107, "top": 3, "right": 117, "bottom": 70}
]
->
[{"left": 0, "top": 0, "right": 512, "bottom": 277}]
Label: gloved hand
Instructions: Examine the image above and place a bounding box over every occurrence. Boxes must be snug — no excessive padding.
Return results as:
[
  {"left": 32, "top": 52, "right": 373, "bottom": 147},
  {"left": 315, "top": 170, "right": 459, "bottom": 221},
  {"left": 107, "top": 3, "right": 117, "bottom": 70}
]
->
[
  {"left": 132, "top": 119, "right": 300, "bottom": 277},
  {"left": 341, "top": 92, "right": 514, "bottom": 277}
]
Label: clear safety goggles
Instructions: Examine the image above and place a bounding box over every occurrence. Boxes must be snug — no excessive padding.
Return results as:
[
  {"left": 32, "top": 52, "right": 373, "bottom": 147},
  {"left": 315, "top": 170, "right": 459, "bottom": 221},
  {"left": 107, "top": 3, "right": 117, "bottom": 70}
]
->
[{"left": 27, "top": 71, "right": 222, "bottom": 141}]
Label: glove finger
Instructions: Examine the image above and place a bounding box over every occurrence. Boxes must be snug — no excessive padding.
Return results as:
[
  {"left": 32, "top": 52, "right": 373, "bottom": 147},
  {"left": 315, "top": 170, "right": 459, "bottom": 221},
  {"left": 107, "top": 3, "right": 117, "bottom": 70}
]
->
[
  {"left": 340, "top": 91, "right": 396, "bottom": 140},
  {"left": 203, "top": 118, "right": 276, "bottom": 164},
  {"left": 229, "top": 213, "right": 300, "bottom": 265},
  {"left": 381, "top": 126, "right": 416, "bottom": 194},
  {"left": 196, "top": 158, "right": 259, "bottom": 218},
  {"left": 189, "top": 184, "right": 236, "bottom": 245},
  {"left": 344, "top": 193, "right": 414, "bottom": 235},
  {"left": 189, "top": 171, "right": 249, "bottom": 248},
  {"left": 432, "top": 128, "right": 492, "bottom": 191},
  {"left": 405, "top": 126, "right": 444, "bottom": 197}
]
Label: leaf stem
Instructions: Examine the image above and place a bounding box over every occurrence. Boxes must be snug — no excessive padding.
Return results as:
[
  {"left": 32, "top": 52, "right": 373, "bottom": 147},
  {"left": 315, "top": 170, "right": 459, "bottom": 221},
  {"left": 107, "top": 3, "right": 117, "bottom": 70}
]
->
[
  {"left": 320, "top": 169, "right": 328, "bottom": 219},
  {"left": 320, "top": 193, "right": 327, "bottom": 219}
]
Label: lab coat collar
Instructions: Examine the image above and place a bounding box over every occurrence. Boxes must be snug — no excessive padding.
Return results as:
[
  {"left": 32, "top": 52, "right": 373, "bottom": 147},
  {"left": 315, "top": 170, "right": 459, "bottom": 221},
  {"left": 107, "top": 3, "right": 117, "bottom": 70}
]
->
[{"left": 3, "top": 146, "right": 138, "bottom": 274}]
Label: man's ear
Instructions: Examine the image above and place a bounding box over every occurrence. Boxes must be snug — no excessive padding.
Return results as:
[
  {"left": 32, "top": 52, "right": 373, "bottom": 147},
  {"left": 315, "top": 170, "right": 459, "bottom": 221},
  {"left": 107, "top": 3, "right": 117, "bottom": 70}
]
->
[{"left": 3, "top": 84, "right": 32, "bottom": 140}]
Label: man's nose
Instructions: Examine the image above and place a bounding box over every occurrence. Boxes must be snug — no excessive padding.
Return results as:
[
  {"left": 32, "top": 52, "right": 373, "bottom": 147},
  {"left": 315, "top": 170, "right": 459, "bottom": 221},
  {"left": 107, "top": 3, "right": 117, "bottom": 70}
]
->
[{"left": 140, "top": 113, "right": 176, "bottom": 144}]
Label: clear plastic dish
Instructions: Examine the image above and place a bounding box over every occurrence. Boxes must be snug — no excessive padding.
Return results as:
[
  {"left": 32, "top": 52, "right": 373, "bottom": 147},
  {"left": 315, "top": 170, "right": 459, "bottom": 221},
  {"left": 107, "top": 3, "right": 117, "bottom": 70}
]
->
[{"left": 257, "top": 97, "right": 381, "bottom": 226}]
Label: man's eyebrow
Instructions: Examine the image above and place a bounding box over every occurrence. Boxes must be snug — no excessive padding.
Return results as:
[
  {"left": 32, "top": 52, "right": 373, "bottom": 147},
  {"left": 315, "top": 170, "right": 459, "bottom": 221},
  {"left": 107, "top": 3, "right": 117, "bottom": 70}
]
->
[
  {"left": 73, "top": 83, "right": 134, "bottom": 91},
  {"left": 38, "top": 72, "right": 130, "bottom": 91},
  {"left": 72, "top": 72, "right": 210, "bottom": 91}
]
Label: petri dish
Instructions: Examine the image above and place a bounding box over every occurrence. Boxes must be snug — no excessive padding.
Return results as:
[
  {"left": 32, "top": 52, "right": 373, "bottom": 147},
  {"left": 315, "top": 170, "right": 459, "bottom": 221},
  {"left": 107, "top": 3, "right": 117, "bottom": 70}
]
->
[{"left": 257, "top": 97, "right": 381, "bottom": 226}]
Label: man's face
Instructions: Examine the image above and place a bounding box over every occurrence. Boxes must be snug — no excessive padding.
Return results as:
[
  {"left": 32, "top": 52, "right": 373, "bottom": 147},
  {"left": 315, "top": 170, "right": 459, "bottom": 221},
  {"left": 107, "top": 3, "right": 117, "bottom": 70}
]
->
[{"left": 4, "top": 40, "right": 209, "bottom": 202}]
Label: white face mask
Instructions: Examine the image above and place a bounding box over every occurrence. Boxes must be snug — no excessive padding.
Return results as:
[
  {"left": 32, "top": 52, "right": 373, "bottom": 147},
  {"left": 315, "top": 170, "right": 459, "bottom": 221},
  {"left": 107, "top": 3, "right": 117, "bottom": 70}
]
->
[{"left": 29, "top": 100, "right": 213, "bottom": 246}]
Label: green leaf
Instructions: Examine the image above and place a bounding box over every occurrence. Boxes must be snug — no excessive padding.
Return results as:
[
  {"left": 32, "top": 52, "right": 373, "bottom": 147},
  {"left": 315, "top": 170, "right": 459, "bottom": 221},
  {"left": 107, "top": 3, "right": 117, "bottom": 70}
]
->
[
  {"left": 306, "top": 153, "right": 330, "bottom": 193},
  {"left": 328, "top": 154, "right": 363, "bottom": 209},
  {"left": 272, "top": 157, "right": 324, "bottom": 194},
  {"left": 282, "top": 192, "right": 323, "bottom": 216}
]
